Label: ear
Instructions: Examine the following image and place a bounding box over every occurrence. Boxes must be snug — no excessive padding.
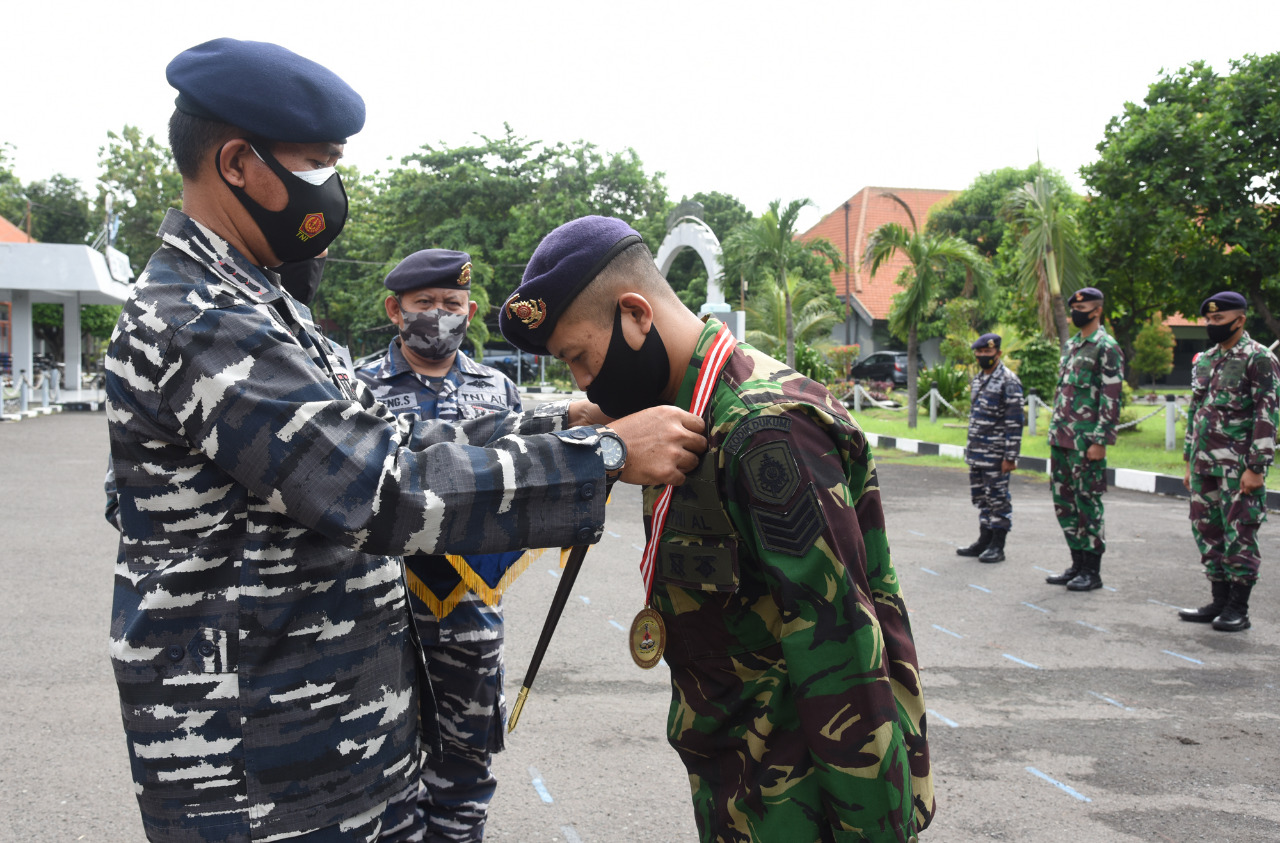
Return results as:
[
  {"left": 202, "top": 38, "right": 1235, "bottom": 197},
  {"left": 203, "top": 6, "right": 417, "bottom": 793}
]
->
[
  {"left": 217, "top": 139, "right": 256, "bottom": 188},
  {"left": 467, "top": 300, "right": 479, "bottom": 321},
  {"left": 384, "top": 295, "right": 403, "bottom": 328}
]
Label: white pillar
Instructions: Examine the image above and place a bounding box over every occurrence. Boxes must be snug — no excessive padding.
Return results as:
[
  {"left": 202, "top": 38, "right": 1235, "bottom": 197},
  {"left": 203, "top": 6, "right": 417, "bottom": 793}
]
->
[
  {"left": 11, "top": 289, "right": 33, "bottom": 387},
  {"left": 62, "top": 293, "right": 82, "bottom": 389}
]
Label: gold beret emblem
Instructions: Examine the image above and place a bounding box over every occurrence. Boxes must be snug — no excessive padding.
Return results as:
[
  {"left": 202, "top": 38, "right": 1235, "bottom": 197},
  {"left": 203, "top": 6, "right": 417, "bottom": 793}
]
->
[
  {"left": 1208, "top": 301, "right": 1219, "bottom": 312},
  {"left": 506, "top": 295, "right": 547, "bottom": 329},
  {"left": 1074, "top": 292, "right": 1083, "bottom": 302},
  {"left": 457, "top": 262, "right": 472, "bottom": 286},
  {"left": 987, "top": 339, "right": 995, "bottom": 348}
]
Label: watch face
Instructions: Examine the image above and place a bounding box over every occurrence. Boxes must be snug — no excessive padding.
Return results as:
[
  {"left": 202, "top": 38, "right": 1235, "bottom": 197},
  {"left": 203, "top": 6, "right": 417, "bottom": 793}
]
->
[{"left": 601, "top": 434, "right": 624, "bottom": 470}]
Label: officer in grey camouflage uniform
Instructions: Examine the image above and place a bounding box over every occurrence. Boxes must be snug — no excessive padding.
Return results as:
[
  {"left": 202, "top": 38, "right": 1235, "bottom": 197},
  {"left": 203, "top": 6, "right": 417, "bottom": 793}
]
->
[
  {"left": 355, "top": 250, "right": 520, "bottom": 842},
  {"left": 1044, "top": 287, "right": 1124, "bottom": 592},
  {"left": 106, "top": 39, "right": 706, "bottom": 843},
  {"left": 956, "top": 333, "right": 1022, "bottom": 563},
  {"left": 1178, "top": 291, "right": 1280, "bottom": 632}
]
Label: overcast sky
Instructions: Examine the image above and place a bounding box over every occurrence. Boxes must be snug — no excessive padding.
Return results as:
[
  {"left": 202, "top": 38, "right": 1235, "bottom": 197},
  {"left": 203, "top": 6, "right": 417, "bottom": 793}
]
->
[{"left": 7, "top": 0, "right": 1279, "bottom": 232}]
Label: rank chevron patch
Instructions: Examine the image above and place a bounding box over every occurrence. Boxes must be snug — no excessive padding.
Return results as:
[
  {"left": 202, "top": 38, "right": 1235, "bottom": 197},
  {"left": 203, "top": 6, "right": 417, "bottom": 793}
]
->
[{"left": 750, "top": 484, "right": 826, "bottom": 555}]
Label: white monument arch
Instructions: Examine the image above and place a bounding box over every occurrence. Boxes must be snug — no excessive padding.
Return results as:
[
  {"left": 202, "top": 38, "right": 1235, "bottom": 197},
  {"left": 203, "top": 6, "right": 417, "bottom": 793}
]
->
[{"left": 652, "top": 212, "right": 745, "bottom": 339}]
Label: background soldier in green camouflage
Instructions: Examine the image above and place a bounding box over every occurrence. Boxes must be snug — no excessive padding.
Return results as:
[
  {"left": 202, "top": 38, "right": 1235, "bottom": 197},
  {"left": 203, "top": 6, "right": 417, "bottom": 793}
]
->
[
  {"left": 1178, "top": 291, "right": 1280, "bottom": 632},
  {"left": 501, "top": 217, "right": 934, "bottom": 843},
  {"left": 1045, "top": 287, "right": 1124, "bottom": 591}
]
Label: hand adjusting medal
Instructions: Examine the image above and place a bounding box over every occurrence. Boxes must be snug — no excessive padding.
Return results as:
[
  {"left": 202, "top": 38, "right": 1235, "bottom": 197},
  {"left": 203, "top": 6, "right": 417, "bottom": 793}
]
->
[{"left": 632, "top": 325, "right": 737, "bottom": 669}]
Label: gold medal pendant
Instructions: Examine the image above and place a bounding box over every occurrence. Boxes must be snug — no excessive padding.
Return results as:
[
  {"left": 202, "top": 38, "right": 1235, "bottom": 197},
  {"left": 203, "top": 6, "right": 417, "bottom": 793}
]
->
[{"left": 629, "top": 607, "right": 666, "bottom": 669}]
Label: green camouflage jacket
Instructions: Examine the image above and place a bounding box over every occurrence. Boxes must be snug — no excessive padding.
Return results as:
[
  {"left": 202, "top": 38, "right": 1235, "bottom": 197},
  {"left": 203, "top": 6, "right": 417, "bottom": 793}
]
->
[
  {"left": 643, "top": 319, "right": 933, "bottom": 842},
  {"left": 1049, "top": 326, "right": 1124, "bottom": 450},
  {"left": 1184, "top": 331, "right": 1280, "bottom": 476}
]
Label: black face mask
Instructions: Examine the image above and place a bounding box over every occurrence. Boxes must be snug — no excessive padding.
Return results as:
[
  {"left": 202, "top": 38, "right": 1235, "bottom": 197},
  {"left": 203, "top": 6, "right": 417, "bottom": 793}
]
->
[
  {"left": 1071, "top": 308, "right": 1096, "bottom": 328},
  {"left": 218, "top": 142, "right": 348, "bottom": 263},
  {"left": 277, "top": 256, "right": 326, "bottom": 305},
  {"left": 586, "top": 306, "right": 671, "bottom": 419},
  {"left": 976, "top": 355, "right": 997, "bottom": 370},
  {"left": 1206, "top": 317, "right": 1244, "bottom": 345}
]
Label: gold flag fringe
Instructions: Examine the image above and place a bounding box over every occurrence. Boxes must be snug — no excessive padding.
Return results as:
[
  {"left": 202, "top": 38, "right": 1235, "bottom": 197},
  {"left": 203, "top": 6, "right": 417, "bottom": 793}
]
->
[{"left": 405, "top": 548, "right": 550, "bottom": 618}]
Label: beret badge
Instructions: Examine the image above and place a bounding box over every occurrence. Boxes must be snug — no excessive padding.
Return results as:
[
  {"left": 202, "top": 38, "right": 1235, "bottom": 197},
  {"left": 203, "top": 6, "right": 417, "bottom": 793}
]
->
[
  {"left": 1074, "top": 292, "right": 1083, "bottom": 302},
  {"left": 298, "top": 213, "right": 326, "bottom": 242},
  {"left": 458, "top": 262, "right": 472, "bottom": 286},
  {"left": 987, "top": 339, "right": 995, "bottom": 348},
  {"left": 507, "top": 295, "right": 547, "bottom": 329},
  {"left": 1208, "top": 301, "right": 1218, "bottom": 312}
]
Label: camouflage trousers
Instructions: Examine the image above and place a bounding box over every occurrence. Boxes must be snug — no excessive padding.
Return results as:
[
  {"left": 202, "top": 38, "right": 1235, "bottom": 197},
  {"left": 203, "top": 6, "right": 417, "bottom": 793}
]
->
[
  {"left": 1050, "top": 446, "right": 1107, "bottom": 554},
  {"left": 968, "top": 466, "right": 1012, "bottom": 531},
  {"left": 381, "top": 614, "right": 504, "bottom": 843},
  {"left": 1189, "top": 472, "right": 1267, "bottom": 585}
]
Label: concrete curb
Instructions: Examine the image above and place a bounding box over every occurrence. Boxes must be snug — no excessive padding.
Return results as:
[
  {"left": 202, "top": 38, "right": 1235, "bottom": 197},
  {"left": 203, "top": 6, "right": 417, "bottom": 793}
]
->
[
  {"left": 1, "top": 405, "right": 63, "bottom": 422},
  {"left": 864, "top": 431, "right": 1280, "bottom": 510}
]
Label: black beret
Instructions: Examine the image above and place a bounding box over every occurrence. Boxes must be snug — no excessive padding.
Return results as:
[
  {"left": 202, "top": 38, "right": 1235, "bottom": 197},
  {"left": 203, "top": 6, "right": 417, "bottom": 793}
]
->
[
  {"left": 499, "top": 216, "right": 644, "bottom": 356},
  {"left": 384, "top": 249, "right": 472, "bottom": 293},
  {"left": 1069, "top": 287, "right": 1103, "bottom": 304},
  {"left": 167, "top": 38, "right": 365, "bottom": 142},
  {"left": 1200, "top": 290, "right": 1248, "bottom": 315},
  {"left": 971, "top": 333, "right": 1002, "bottom": 350}
]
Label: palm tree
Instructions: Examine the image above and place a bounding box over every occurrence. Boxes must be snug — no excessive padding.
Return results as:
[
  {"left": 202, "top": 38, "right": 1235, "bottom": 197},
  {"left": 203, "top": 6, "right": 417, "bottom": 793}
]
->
[
  {"left": 1003, "top": 175, "right": 1089, "bottom": 350},
  {"left": 863, "top": 193, "right": 990, "bottom": 428},
  {"left": 743, "top": 272, "right": 840, "bottom": 358},
  {"left": 722, "top": 198, "right": 843, "bottom": 367}
]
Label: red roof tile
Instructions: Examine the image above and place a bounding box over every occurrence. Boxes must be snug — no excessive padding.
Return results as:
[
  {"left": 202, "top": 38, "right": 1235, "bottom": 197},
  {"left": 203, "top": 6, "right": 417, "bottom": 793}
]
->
[
  {"left": 0, "top": 215, "right": 35, "bottom": 243},
  {"left": 800, "top": 187, "right": 957, "bottom": 320}
]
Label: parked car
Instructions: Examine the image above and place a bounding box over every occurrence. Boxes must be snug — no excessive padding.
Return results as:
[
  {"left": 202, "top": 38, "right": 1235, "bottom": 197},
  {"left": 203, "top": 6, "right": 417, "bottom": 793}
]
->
[
  {"left": 848, "top": 351, "right": 926, "bottom": 386},
  {"left": 479, "top": 342, "right": 540, "bottom": 383}
]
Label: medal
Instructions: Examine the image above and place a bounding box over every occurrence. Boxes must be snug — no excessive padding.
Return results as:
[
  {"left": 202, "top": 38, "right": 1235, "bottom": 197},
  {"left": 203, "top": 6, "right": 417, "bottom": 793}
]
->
[
  {"left": 632, "top": 325, "right": 737, "bottom": 668},
  {"left": 629, "top": 607, "right": 666, "bottom": 669}
]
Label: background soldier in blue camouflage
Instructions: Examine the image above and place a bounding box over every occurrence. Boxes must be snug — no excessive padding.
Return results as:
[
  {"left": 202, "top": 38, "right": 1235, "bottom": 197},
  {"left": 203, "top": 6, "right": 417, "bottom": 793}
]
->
[
  {"left": 1044, "top": 287, "right": 1124, "bottom": 591},
  {"left": 1178, "top": 291, "right": 1280, "bottom": 632},
  {"left": 106, "top": 39, "right": 706, "bottom": 843},
  {"left": 501, "top": 217, "right": 934, "bottom": 843},
  {"left": 355, "top": 250, "right": 523, "bottom": 841},
  {"left": 956, "top": 333, "right": 1022, "bottom": 564}
]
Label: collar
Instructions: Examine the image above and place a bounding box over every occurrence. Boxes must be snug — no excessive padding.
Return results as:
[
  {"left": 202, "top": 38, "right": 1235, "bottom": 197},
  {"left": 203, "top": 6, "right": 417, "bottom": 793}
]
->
[
  {"left": 673, "top": 317, "right": 726, "bottom": 411},
  {"left": 1075, "top": 325, "right": 1107, "bottom": 346},
  {"left": 1213, "top": 330, "right": 1254, "bottom": 357},
  {"left": 157, "top": 208, "right": 280, "bottom": 302},
  {"left": 374, "top": 337, "right": 497, "bottom": 382}
]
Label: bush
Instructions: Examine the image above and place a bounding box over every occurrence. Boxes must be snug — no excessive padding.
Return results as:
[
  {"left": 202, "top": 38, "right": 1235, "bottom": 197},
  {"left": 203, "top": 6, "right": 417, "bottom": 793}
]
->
[
  {"left": 827, "top": 344, "right": 861, "bottom": 378},
  {"left": 794, "top": 340, "right": 836, "bottom": 383},
  {"left": 922, "top": 362, "right": 970, "bottom": 406},
  {"left": 1013, "top": 337, "right": 1060, "bottom": 402}
]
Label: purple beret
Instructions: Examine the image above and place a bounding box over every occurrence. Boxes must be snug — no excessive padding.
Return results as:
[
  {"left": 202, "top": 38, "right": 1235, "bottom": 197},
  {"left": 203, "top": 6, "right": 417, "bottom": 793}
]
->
[
  {"left": 1069, "top": 287, "right": 1104, "bottom": 304},
  {"left": 971, "top": 333, "right": 1001, "bottom": 350},
  {"left": 1200, "top": 290, "right": 1248, "bottom": 315},
  {"left": 499, "top": 216, "right": 643, "bottom": 356},
  {"left": 384, "top": 249, "right": 472, "bottom": 293},
  {"left": 167, "top": 38, "right": 365, "bottom": 142}
]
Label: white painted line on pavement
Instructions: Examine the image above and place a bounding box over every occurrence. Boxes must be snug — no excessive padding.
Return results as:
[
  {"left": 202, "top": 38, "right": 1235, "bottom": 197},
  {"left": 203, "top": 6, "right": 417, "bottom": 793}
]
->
[
  {"left": 908, "top": 529, "right": 926, "bottom": 536},
  {"left": 1021, "top": 602, "right": 1050, "bottom": 613},
  {"left": 1003, "top": 654, "right": 1041, "bottom": 669},
  {"left": 580, "top": 596, "right": 590, "bottom": 604},
  {"left": 1147, "top": 598, "right": 1179, "bottom": 609},
  {"left": 548, "top": 569, "right": 560, "bottom": 578},
  {"left": 1087, "top": 691, "right": 1134, "bottom": 711},
  {"left": 1102, "top": 585, "right": 1118, "bottom": 592},
  {"left": 1025, "top": 766, "right": 1092, "bottom": 802},
  {"left": 927, "top": 708, "right": 959, "bottom": 728},
  {"left": 605, "top": 530, "right": 621, "bottom": 538},
  {"left": 632, "top": 543, "right": 645, "bottom": 552},
  {"left": 1076, "top": 621, "right": 1109, "bottom": 633},
  {"left": 920, "top": 568, "right": 941, "bottom": 576},
  {"left": 969, "top": 584, "right": 992, "bottom": 593},
  {"left": 608, "top": 620, "right": 625, "bottom": 631},
  {"left": 1032, "top": 566, "right": 1057, "bottom": 574},
  {"left": 561, "top": 826, "right": 583, "bottom": 843},
  {"left": 931, "top": 624, "right": 964, "bottom": 639},
  {"left": 528, "top": 766, "right": 554, "bottom": 803},
  {"left": 1163, "top": 649, "right": 1203, "bottom": 665}
]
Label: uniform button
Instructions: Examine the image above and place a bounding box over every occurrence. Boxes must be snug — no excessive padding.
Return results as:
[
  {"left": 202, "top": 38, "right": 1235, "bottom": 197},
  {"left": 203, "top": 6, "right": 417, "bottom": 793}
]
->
[
  {"left": 166, "top": 644, "right": 184, "bottom": 662},
  {"left": 580, "top": 482, "right": 595, "bottom": 500},
  {"left": 571, "top": 428, "right": 591, "bottom": 440},
  {"left": 576, "top": 527, "right": 595, "bottom": 543},
  {"left": 198, "top": 642, "right": 215, "bottom": 657}
]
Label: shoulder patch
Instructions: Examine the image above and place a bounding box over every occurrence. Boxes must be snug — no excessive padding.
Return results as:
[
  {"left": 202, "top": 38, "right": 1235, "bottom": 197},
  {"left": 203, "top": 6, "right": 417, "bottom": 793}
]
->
[
  {"left": 741, "top": 440, "right": 800, "bottom": 505},
  {"left": 725, "top": 415, "right": 792, "bottom": 454},
  {"left": 751, "top": 484, "right": 826, "bottom": 556}
]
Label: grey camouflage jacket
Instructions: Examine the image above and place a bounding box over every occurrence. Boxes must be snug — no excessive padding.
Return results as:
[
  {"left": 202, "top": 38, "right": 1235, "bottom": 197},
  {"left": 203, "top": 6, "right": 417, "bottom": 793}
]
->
[
  {"left": 105, "top": 209, "right": 607, "bottom": 842},
  {"left": 966, "top": 362, "right": 1023, "bottom": 468}
]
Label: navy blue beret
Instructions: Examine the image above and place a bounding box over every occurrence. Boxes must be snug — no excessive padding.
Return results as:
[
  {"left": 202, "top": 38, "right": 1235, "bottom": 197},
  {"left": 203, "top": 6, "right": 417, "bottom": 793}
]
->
[
  {"left": 1200, "top": 290, "right": 1248, "bottom": 315},
  {"left": 971, "top": 333, "right": 1002, "bottom": 350},
  {"left": 1069, "top": 287, "right": 1103, "bottom": 304},
  {"left": 167, "top": 38, "right": 365, "bottom": 142},
  {"left": 385, "top": 249, "right": 472, "bottom": 293},
  {"left": 499, "top": 216, "right": 644, "bottom": 356}
]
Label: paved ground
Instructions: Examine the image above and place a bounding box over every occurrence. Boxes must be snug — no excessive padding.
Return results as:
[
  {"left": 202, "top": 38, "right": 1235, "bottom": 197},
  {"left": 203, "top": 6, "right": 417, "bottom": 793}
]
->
[{"left": 3, "top": 413, "right": 1278, "bottom": 841}]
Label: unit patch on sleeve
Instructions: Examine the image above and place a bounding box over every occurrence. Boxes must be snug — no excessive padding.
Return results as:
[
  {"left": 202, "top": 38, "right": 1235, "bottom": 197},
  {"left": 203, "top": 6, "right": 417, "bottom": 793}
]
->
[
  {"left": 725, "top": 415, "right": 792, "bottom": 455},
  {"left": 741, "top": 440, "right": 801, "bottom": 505},
  {"left": 750, "top": 484, "right": 826, "bottom": 556}
]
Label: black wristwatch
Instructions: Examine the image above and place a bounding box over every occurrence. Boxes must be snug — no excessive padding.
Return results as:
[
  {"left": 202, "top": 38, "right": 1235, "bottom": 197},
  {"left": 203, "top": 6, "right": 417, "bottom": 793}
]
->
[
  {"left": 1248, "top": 464, "right": 1266, "bottom": 475},
  {"left": 598, "top": 428, "right": 627, "bottom": 477}
]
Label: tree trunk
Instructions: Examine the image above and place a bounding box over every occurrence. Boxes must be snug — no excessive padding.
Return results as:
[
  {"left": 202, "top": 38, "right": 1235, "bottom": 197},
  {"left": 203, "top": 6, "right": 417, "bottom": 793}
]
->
[
  {"left": 907, "top": 326, "right": 919, "bottom": 429},
  {"left": 1051, "top": 293, "right": 1071, "bottom": 351},
  {"left": 1247, "top": 286, "right": 1280, "bottom": 341},
  {"left": 783, "top": 271, "right": 795, "bottom": 369}
]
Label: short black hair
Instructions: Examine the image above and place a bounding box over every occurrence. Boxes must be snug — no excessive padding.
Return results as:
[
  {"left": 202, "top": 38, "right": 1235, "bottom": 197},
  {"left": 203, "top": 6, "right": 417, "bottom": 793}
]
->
[
  {"left": 168, "top": 109, "right": 243, "bottom": 178},
  {"left": 570, "top": 241, "right": 678, "bottom": 326}
]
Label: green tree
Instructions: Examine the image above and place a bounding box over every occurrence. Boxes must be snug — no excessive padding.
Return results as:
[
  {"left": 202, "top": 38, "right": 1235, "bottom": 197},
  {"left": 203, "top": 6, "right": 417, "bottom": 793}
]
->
[
  {"left": 1131, "top": 317, "right": 1176, "bottom": 385},
  {"left": 1003, "top": 175, "right": 1088, "bottom": 350},
  {"left": 97, "top": 126, "right": 183, "bottom": 274},
  {"left": 1082, "top": 54, "right": 1280, "bottom": 343},
  {"left": 743, "top": 273, "right": 840, "bottom": 360},
  {"left": 722, "top": 198, "right": 843, "bottom": 368},
  {"left": 863, "top": 194, "right": 990, "bottom": 427},
  {"left": 0, "top": 143, "right": 25, "bottom": 229},
  {"left": 24, "top": 174, "right": 94, "bottom": 245}
]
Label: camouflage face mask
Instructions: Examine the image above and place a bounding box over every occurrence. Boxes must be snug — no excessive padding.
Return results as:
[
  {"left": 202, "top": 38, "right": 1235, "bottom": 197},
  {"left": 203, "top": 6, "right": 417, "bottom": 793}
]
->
[{"left": 399, "top": 307, "right": 469, "bottom": 361}]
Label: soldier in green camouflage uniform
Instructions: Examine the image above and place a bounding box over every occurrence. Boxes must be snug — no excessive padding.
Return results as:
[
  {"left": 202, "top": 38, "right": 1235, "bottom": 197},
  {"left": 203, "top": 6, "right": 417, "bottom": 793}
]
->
[
  {"left": 500, "top": 216, "right": 934, "bottom": 843},
  {"left": 1178, "top": 291, "right": 1279, "bottom": 632},
  {"left": 1045, "top": 287, "right": 1124, "bottom": 591}
]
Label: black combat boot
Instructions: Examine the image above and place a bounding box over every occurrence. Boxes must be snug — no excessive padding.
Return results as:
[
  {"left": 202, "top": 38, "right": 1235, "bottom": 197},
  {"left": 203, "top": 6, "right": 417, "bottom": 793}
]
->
[
  {"left": 978, "top": 530, "right": 1007, "bottom": 563},
  {"left": 956, "top": 526, "right": 993, "bottom": 557},
  {"left": 1178, "top": 580, "right": 1230, "bottom": 623},
  {"left": 1046, "top": 549, "right": 1082, "bottom": 585},
  {"left": 1212, "top": 582, "right": 1253, "bottom": 632},
  {"left": 1066, "top": 551, "right": 1103, "bottom": 591}
]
